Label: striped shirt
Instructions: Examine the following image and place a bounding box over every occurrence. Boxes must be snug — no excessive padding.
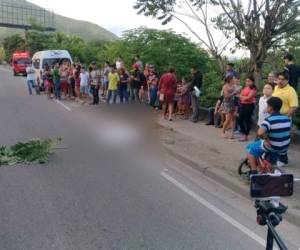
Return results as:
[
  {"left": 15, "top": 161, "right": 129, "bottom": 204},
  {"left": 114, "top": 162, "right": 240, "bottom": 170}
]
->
[{"left": 261, "top": 113, "right": 291, "bottom": 153}]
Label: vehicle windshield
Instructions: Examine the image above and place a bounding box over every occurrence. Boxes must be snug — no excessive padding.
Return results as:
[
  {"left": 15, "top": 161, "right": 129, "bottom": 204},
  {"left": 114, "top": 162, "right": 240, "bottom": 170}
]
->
[
  {"left": 42, "top": 58, "right": 71, "bottom": 68},
  {"left": 14, "top": 59, "right": 31, "bottom": 65}
]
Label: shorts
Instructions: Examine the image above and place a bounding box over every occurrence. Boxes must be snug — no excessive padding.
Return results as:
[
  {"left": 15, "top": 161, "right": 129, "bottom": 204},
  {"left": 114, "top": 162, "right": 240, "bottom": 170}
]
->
[
  {"left": 80, "top": 85, "right": 88, "bottom": 94},
  {"left": 246, "top": 139, "right": 278, "bottom": 164}
]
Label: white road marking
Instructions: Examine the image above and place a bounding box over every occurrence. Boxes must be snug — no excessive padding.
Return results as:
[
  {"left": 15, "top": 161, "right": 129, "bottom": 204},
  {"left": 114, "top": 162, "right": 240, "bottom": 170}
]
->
[
  {"left": 160, "top": 171, "right": 268, "bottom": 249},
  {"left": 55, "top": 100, "right": 71, "bottom": 111},
  {"left": 294, "top": 178, "right": 300, "bottom": 182}
]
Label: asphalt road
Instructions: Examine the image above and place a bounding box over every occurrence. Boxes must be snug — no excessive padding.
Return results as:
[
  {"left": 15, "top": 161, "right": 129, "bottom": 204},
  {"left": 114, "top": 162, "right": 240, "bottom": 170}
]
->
[{"left": 0, "top": 66, "right": 299, "bottom": 250}]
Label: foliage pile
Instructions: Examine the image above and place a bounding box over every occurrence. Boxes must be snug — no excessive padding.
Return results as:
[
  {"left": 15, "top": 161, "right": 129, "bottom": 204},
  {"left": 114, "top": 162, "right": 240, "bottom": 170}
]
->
[{"left": 0, "top": 138, "right": 59, "bottom": 166}]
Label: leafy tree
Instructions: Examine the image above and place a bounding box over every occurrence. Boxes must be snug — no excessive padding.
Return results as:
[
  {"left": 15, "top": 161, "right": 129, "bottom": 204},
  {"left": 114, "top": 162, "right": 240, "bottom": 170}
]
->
[
  {"left": 105, "top": 27, "right": 211, "bottom": 79},
  {"left": 134, "top": 0, "right": 300, "bottom": 87},
  {"left": 3, "top": 34, "right": 26, "bottom": 60}
]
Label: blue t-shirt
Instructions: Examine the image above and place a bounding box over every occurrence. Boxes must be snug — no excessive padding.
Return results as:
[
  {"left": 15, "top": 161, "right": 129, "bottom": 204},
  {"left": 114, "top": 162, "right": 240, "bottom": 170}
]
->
[{"left": 261, "top": 113, "right": 291, "bottom": 153}]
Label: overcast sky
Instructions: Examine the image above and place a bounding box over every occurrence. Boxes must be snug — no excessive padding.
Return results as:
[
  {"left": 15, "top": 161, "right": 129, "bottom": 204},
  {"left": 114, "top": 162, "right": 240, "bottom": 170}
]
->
[
  {"left": 28, "top": 0, "right": 181, "bottom": 37},
  {"left": 27, "top": 0, "right": 247, "bottom": 57}
]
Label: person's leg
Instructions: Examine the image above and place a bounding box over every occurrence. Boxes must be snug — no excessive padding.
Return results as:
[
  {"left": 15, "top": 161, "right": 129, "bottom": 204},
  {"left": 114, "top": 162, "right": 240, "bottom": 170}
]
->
[
  {"left": 95, "top": 86, "right": 99, "bottom": 104},
  {"left": 134, "top": 88, "right": 140, "bottom": 102},
  {"left": 112, "top": 90, "right": 117, "bottom": 104},
  {"left": 206, "top": 107, "right": 215, "bottom": 125},
  {"left": 191, "top": 92, "right": 199, "bottom": 122},
  {"left": 119, "top": 85, "right": 124, "bottom": 103},
  {"left": 222, "top": 113, "right": 231, "bottom": 137},
  {"left": 244, "top": 104, "right": 255, "bottom": 137},
  {"left": 168, "top": 103, "right": 174, "bottom": 120},
  {"left": 106, "top": 90, "right": 112, "bottom": 104},
  {"left": 238, "top": 105, "right": 246, "bottom": 138},
  {"left": 27, "top": 80, "right": 32, "bottom": 95}
]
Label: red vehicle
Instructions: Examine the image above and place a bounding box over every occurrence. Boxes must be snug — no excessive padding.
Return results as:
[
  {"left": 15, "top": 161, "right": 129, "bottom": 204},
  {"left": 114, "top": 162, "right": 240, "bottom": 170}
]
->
[{"left": 11, "top": 52, "right": 31, "bottom": 76}]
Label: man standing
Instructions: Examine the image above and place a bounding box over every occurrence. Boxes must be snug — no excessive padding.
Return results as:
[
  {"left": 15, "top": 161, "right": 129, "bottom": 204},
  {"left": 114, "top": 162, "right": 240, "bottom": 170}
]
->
[
  {"left": 273, "top": 72, "right": 298, "bottom": 166},
  {"left": 283, "top": 53, "right": 300, "bottom": 91},
  {"left": 189, "top": 66, "right": 203, "bottom": 123},
  {"left": 25, "top": 62, "right": 38, "bottom": 95},
  {"left": 52, "top": 63, "right": 61, "bottom": 100},
  {"left": 90, "top": 62, "right": 101, "bottom": 105},
  {"left": 107, "top": 66, "right": 120, "bottom": 104},
  {"left": 225, "top": 63, "right": 238, "bottom": 79}
]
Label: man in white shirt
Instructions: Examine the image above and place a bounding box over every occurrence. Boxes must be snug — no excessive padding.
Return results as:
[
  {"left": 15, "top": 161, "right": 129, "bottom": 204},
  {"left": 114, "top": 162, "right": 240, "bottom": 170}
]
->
[
  {"left": 26, "top": 62, "right": 38, "bottom": 95},
  {"left": 79, "top": 66, "right": 89, "bottom": 101}
]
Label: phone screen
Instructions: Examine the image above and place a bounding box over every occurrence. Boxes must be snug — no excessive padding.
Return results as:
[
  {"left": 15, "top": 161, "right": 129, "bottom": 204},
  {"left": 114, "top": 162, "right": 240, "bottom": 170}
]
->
[{"left": 250, "top": 174, "right": 294, "bottom": 198}]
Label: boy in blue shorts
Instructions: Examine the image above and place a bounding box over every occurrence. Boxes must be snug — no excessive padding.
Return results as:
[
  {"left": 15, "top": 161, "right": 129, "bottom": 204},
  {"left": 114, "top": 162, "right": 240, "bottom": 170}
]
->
[{"left": 246, "top": 97, "right": 291, "bottom": 175}]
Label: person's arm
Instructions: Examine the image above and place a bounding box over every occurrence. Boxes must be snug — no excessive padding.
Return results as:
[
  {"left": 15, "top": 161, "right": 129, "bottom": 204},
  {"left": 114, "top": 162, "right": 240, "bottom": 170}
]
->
[
  {"left": 287, "top": 88, "right": 299, "bottom": 117},
  {"left": 240, "top": 89, "right": 256, "bottom": 101},
  {"left": 214, "top": 100, "right": 221, "bottom": 114}
]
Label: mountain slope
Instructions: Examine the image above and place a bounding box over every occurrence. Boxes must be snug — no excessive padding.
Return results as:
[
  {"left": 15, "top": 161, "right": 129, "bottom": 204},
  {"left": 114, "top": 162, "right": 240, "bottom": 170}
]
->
[{"left": 0, "top": 0, "right": 117, "bottom": 42}]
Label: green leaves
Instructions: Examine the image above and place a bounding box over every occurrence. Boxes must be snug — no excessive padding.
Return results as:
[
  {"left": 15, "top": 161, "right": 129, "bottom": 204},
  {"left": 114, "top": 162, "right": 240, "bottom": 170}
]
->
[{"left": 0, "top": 138, "right": 59, "bottom": 166}]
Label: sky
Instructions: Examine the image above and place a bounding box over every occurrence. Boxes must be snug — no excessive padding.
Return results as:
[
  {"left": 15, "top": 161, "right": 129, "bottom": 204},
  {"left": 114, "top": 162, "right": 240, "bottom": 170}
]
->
[
  {"left": 27, "top": 0, "right": 247, "bottom": 58},
  {"left": 28, "top": 0, "right": 179, "bottom": 37}
]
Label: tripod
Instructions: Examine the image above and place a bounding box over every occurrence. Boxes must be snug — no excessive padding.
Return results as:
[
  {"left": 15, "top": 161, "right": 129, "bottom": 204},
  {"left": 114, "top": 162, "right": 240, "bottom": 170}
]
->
[{"left": 255, "top": 200, "right": 288, "bottom": 250}]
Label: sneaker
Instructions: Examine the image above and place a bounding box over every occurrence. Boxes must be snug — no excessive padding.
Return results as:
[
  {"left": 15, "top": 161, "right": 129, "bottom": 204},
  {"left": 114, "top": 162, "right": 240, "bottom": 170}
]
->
[{"left": 276, "top": 161, "right": 287, "bottom": 168}]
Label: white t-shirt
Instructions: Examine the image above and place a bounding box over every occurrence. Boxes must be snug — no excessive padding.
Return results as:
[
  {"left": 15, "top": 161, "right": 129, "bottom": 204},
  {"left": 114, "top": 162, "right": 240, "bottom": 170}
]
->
[
  {"left": 26, "top": 66, "right": 35, "bottom": 81},
  {"left": 80, "top": 72, "right": 89, "bottom": 86},
  {"left": 258, "top": 96, "right": 270, "bottom": 126}
]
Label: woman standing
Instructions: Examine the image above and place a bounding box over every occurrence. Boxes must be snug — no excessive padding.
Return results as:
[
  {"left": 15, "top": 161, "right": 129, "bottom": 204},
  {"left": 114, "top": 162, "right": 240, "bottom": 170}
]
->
[
  {"left": 43, "top": 64, "right": 53, "bottom": 98},
  {"left": 74, "top": 64, "right": 81, "bottom": 100},
  {"left": 238, "top": 76, "right": 257, "bottom": 141},
  {"left": 148, "top": 66, "right": 159, "bottom": 108},
  {"left": 159, "top": 68, "right": 177, "bottom": 121},
  {"left": 221, "top": 75, "right": 236, "bottom": 139},
  {"left": 119, "top": 68, "right": 129, "bottom": 103}
]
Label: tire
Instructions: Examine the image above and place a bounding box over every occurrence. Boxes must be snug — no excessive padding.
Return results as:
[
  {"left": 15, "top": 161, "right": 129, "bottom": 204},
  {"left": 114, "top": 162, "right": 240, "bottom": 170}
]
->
[
  {"left": 238, "top": 158, "right": 250, "bottom": 176},
  {"left": 13, "top": 70, "right": 17, "bottom": 76}
]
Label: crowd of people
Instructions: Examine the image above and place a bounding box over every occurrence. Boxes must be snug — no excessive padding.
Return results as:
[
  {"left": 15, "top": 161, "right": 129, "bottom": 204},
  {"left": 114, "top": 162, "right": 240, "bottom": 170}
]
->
[
  {"left": 205, "top": 54, "right": 299, "bottom": 170},
  {"left": 25, "top": 53, "right": 300, "bottom": 171},
  {"left": 25, "top": 55, "right": 203, "bottom": 122}
]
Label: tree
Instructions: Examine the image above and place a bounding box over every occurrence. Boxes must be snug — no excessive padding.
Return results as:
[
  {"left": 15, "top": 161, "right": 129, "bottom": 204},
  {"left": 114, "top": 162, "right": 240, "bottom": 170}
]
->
[
  {"left": 213, "top": 0, "right": 300, "bottom": 86},
  {"left": 134, "top": 0, "right": 232, "bottom": 74},
  {"left": 3, "top": 34, "right": 26, "bottom": 60},
  {"left": 105, "top": 27, "right": 212, "bottom": 78},
  {"left": 134, "top": 0, "right": 300, "bottom": 86}
]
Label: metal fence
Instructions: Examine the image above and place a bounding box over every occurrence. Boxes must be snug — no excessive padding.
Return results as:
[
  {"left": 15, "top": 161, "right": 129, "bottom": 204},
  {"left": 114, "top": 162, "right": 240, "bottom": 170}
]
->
[{"left": 0, "top": 1, "right": 55, "bottom": 31}]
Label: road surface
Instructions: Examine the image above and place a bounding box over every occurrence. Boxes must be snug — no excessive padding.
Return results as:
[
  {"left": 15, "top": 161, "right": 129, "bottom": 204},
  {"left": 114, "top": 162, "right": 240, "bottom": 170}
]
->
[{"left": 0, "top": 66, "right": 299, "bottom": 250}]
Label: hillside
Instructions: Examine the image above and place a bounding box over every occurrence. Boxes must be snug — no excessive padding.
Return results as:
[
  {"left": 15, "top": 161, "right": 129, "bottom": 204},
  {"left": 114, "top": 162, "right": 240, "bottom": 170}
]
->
[{"left": 0, "top": 0, "right": 118, "bottom": 42}]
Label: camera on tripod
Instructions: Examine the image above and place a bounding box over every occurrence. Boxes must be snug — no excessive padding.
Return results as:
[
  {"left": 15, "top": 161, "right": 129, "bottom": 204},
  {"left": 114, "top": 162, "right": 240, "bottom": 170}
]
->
[{"left": 250, "top": 174, "right": 294, "bottom": 250}]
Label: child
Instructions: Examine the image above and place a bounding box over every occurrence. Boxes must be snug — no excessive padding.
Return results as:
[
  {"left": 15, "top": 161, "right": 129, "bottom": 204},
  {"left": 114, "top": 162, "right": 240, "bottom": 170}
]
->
[
  {"left": 246, "top": 97, "right": 291, "bottom": 175},
  {"left": 257, "top": 83, "right": 274, "bottom": 126}
]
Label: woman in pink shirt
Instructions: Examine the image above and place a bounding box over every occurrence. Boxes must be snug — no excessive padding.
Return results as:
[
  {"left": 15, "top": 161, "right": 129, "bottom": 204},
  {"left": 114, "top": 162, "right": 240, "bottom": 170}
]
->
[{"left": 238, "top": 76, "right": 257, "bottom": 141}]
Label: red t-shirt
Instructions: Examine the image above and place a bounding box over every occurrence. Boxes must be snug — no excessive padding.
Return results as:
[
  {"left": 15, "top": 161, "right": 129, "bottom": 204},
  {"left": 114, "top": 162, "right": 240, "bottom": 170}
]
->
[
  {"left": 240, "top": 86, "right": 257, "bottom": 104},
  {"left": 159, "top": 73, "right": 177, "bottom": 95}
]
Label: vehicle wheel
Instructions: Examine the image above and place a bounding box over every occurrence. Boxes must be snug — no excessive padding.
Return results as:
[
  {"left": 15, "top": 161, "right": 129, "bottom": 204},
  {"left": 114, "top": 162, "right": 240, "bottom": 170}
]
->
[
  {"left": 238, "top": 158, "right": 250, "bottom": 176},
  {"left": 13, "top": 70, "right": 17, "bottom": 76}
]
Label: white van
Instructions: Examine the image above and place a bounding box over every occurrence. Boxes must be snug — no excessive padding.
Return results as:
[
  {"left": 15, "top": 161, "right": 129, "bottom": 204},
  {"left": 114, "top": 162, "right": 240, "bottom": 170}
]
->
[{"left": 32, "top": 50, "right": 73, "bottom": 82}]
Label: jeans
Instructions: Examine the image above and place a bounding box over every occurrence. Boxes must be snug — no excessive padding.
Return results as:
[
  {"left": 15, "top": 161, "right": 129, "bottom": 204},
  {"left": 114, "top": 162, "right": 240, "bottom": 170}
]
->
[
  {"left": 106, "top": 90, "right": 117, "bottom": 104},
  {"left": 130, "top": 88, "right": 140, "bottom": 102},
  {"left": 191, "top": 91, "right": 200, "bottom": 122},
  {"left": 54, "top": 80, "right": 61, "bottom": 100},
  {"left": 149, "top": 87, "right": 158, "bottom": 107},
  {"left": 27, "top": 80, "right": 36, "bottom": 95},
  {"left": 119, "top": 84, "right": 128, "bottom": 103},
  {"left": 91, "top": 85, "right": 99, "bottom": 104},
  {"left": 239, "top": 103, "right": 255, "bottom": 136}
]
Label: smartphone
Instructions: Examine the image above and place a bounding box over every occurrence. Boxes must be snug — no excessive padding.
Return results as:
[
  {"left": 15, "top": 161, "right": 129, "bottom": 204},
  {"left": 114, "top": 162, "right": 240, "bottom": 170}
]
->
[{"left": 250, "top": 174, "right": 294, "bottom": 198}]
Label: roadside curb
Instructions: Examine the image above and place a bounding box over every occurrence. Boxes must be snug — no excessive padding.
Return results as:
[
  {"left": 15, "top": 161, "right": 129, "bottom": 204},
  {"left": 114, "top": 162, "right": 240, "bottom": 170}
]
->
[{"left": 163, "top": 143, "right": 300, "bottom": 228}]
